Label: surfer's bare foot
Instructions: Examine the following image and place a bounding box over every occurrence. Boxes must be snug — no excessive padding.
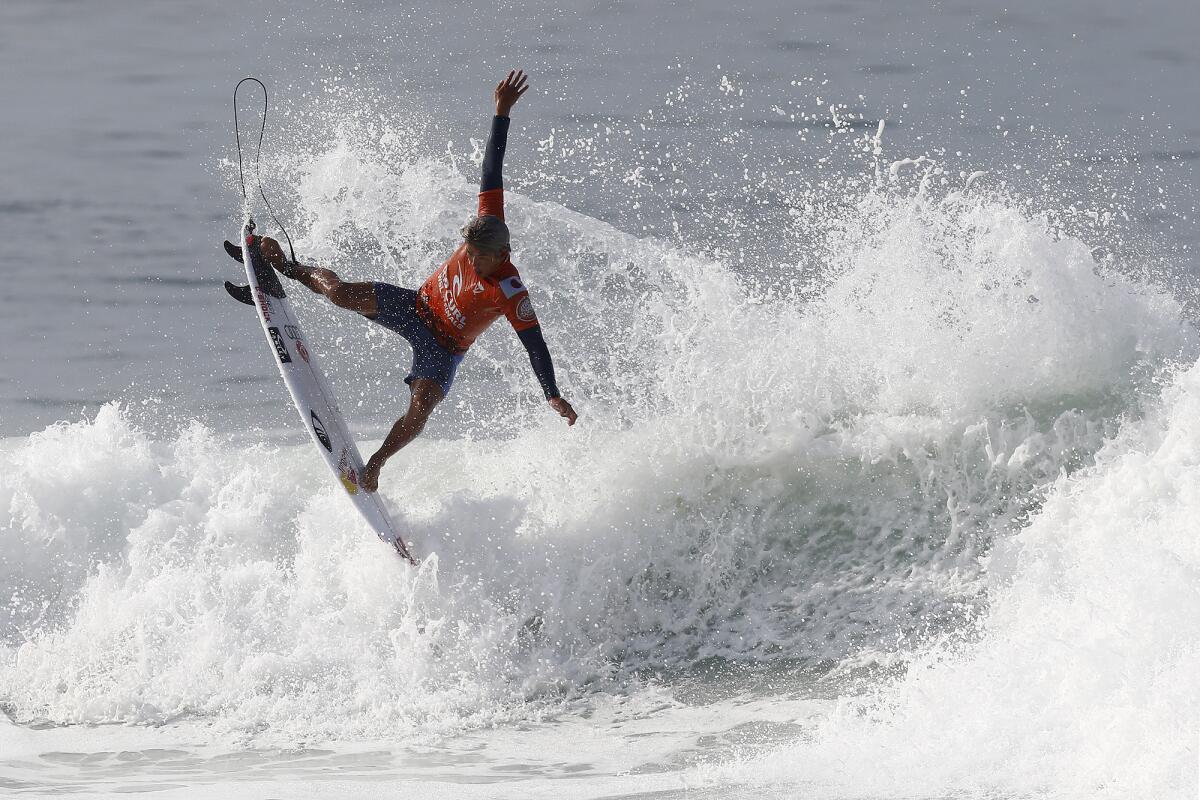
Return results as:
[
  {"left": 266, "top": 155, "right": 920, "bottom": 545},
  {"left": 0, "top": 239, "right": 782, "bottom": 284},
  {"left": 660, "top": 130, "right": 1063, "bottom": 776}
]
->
[
  {"left": 251, "top": 236, "right": 307, "bottom": 282},
  {"left": 361, "top": 457, "right": 382, "bottom": 493},
  {"left": 257, "top": 236, "right": 303, "bottom": 280},
  {"left": 259, "top": 236, "right": 287, "bottom": 267}
]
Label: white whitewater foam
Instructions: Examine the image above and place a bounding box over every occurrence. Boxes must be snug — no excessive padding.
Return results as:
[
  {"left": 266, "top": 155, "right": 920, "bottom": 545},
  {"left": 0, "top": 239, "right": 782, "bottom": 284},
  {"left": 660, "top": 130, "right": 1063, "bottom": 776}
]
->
[
  {"left": 2, "top": 133, "right": 1196, "bottom": 797},
  {"left": 710, "top": 357, "right": 1200, "bottom": 798}
]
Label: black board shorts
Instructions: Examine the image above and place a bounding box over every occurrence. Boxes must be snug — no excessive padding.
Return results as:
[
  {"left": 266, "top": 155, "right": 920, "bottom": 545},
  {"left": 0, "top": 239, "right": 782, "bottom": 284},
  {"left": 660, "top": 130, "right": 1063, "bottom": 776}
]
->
[{"left": 370, "top": 283, "right": 465, "bottom": 397}]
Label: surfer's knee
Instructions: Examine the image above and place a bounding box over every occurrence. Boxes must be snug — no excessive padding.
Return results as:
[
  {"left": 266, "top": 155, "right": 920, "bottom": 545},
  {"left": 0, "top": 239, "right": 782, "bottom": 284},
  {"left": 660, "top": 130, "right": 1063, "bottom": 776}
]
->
[
  {"left": 325, "top": 279, "right": 351, "bottom": 306},
  {"left": 409, "top": 381, "right": 444, "bottom": 416}
]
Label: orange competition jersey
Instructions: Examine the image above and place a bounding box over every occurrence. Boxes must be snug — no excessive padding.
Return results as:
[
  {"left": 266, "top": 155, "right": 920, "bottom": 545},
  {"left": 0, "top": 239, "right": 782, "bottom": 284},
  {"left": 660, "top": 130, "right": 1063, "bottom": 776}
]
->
[{"left": 416, "top": 188, "right": 538, "bottom": 353}]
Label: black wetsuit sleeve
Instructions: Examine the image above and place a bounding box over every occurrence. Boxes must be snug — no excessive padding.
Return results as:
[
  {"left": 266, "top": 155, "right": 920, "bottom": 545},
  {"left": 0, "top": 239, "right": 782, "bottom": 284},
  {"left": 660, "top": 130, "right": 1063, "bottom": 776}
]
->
[
  {"left": 516, "top": 325, "right": 560, "bottom": 399},
  {"left": 481, "top": 115, "right": 510, "bottom": 193}
]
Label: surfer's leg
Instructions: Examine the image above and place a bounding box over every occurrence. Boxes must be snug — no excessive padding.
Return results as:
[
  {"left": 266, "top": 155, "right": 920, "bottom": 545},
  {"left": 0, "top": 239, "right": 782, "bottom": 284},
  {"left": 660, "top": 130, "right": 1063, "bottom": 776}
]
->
[
  {"left": 260, "top": 237, "right": 378, "bottom": 316},
  {"left": 323, "top": 281, "right": 378, "bottom": 316},
  {"left": 396, "top": 379, "right": 443, "bottom": 445},
  {"left": 361, "top": 379, "right": 443, "bottom": 491}
]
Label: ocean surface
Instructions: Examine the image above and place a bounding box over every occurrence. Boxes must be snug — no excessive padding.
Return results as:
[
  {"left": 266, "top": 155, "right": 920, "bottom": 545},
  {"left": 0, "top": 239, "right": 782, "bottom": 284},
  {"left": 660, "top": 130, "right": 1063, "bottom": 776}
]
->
[{"left": 2, "top": 0, "right": 1198, "bottom": 797}]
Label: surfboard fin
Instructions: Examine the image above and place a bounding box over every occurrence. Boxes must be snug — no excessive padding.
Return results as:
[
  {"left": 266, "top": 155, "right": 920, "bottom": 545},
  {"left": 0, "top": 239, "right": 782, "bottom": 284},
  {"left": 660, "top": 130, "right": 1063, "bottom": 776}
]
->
[
  {"left": 223, "top": 240, "right": 254, "bottom": 304},
  {"left": 223, "top": 240, "right": 244, "bottom": 263},
  {"left": 223, "top": 280, "right": 254, "bottom": 305}
]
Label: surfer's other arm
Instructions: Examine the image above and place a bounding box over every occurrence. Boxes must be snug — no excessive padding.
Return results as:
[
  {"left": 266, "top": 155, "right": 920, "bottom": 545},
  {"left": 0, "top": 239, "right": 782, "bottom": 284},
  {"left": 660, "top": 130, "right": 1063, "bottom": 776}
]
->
[
  {"left": 518, "top": 325, "right": 576, "bottom": 424},
  {"left": 478, "top": 71, "right": 578, "bottom": 426}
]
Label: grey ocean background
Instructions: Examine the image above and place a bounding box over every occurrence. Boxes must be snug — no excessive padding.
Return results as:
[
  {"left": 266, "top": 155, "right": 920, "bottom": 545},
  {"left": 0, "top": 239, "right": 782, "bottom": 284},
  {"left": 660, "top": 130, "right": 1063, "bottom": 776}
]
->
[
  {"left": 2, "top": 1, "right": 1199, "bottom": 799},
  {"left": 1, "top": 0, "right": 1195, "bottom": 436}
]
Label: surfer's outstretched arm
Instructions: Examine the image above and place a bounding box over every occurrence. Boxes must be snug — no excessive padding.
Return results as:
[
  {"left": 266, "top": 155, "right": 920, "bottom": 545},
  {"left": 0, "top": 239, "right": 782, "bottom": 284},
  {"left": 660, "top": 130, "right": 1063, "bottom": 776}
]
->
[{"left": 480, "top": 70, "right": 527, "bottom": 192}]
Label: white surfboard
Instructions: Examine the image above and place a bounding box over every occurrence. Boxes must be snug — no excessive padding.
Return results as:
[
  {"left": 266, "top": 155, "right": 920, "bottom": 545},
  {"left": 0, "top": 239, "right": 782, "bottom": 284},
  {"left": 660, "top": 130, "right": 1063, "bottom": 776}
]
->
[{"left": 235, "top": 221, "right": 416, "bottom": 564}]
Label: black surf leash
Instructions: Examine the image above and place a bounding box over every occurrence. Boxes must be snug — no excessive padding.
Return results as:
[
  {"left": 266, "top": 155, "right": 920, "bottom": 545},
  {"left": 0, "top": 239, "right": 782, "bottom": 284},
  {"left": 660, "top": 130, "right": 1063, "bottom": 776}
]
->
[
  {"left": 224, "top": 78, "right": 298, "bottom": 301},
  {"left": 225, "top": 77, "right": 307, "bottom": 309},
  {"left": 232, "top": 77, "right": 298, "bottom": 263}
]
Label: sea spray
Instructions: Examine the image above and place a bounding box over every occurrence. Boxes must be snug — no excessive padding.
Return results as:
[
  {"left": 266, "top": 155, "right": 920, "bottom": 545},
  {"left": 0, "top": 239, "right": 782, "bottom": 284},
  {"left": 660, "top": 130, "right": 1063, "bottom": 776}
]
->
[{"left": 3, "top": 145, "right": 1192, "bottom": 749}]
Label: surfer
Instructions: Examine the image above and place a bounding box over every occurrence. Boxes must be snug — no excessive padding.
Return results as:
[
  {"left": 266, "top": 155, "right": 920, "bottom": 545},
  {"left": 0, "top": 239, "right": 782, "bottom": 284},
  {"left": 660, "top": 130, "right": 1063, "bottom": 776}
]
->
[{"left": 253, "top": 70, "right": 577, "bottom": 491}]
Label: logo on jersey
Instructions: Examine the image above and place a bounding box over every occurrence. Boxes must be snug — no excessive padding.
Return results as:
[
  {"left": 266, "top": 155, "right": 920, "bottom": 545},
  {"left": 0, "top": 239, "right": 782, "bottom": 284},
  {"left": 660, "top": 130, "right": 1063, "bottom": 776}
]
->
[
  {"left": 499, "top": 276, "right": 525, "bottom": 299},
  {"left": 516, "top": 296, "right": 536, "bottom": 322},
  {"left": 310, "top": 411, "right": 332, "bottom": 452},
  {"left": 437, "top": 269, "right": 468, "bottom": 330},
  {"left": 268, "top": 327, "right": 292, "bottom": 363}
]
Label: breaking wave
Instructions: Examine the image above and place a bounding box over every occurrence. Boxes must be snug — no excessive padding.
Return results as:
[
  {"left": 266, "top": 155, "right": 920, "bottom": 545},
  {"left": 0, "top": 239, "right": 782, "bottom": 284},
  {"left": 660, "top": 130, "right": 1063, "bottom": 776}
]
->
[{"left": 1, "top": 107, "right": 1196, "bottom": 798}]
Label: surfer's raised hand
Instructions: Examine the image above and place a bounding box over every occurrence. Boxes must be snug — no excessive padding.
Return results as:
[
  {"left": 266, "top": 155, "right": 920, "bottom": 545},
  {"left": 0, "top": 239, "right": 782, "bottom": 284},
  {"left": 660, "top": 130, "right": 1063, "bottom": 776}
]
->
[
  {"left": 550, "top": 397, "right": 578, "bottom": 426},
  {"left": 495, "top": 70, "right": 529, "bottom": 116}
]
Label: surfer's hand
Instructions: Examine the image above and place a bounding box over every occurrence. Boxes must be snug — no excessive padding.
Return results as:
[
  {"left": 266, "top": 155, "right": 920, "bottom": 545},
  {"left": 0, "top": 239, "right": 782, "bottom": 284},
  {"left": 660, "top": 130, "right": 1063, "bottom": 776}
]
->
[
  {"left": 361, "top": 456, "right": 383, "bottom": 493},
  {"left": 495, "top": 70, "right": 529, "bottom": 116},
  {"left": 549, "top": 397, "right": 577, "bottom": 426}
]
